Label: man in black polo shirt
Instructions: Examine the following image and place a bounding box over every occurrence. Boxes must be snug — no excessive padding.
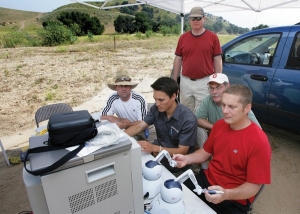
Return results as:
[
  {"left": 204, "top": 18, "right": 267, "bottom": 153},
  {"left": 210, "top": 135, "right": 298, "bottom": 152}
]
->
[{"left": 125, "top": 77, "right": 197, "bottom": 172}]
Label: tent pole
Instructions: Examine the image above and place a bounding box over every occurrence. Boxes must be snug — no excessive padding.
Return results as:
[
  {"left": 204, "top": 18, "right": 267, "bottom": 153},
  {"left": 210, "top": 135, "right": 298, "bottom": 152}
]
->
[{"left": 180, "top": 13, "right": 184, "bottom": 34}]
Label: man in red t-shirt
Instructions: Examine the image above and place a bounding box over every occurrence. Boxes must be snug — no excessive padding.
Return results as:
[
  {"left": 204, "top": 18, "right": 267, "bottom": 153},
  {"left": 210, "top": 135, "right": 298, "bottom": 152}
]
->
[
  {"left": 172, "top": 6, "right": 222, "bottom": 113},
  {"left": 173, "top": 85, "right": 271, "bottom": 214}
]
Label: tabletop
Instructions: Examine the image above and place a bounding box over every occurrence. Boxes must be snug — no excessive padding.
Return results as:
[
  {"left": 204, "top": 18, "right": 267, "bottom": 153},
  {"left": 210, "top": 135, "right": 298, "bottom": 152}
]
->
[{"left": 141, "top": 152, "right": 216, "bottom": 214}]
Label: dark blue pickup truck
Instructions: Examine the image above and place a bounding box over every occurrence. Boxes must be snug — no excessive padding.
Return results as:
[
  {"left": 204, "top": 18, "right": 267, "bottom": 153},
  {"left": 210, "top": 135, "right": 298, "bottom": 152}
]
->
[{"left": 222, "top": 24, "right": 300, "bottom": 133}]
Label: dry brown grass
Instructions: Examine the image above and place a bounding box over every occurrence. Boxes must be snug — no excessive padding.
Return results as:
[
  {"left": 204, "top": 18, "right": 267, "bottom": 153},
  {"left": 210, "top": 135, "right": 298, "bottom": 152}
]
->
[
  {"left": 0, "top": 36, "right": 180, "bottom": 136},
  {"left": 0, "top": 32, "right": 236, "bottom": 136}
]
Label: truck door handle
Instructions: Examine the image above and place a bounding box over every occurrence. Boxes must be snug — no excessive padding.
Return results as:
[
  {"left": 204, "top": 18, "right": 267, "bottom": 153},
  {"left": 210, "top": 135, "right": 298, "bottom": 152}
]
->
[{"left": 250, "top": 75, "right": 268, "bottom": 81}]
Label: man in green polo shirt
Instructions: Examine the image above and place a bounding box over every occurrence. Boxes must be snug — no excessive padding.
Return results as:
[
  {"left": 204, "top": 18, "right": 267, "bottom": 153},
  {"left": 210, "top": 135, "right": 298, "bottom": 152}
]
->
[{"left": 195, "top": 73, "right": 261, "bottom": 169}]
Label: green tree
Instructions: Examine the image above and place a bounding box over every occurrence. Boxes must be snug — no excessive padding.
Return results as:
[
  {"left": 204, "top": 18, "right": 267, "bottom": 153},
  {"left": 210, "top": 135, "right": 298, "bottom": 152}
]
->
[
  {"left": 56, "top": 11, "right": 104, "bottom": 36},
  {"left": 229, "top": 24, "right": 239, "bottom": 34},
  {"left": 160, "top": 15, "right": 178, "bottom": 27},
  {"left": 114, "top": 15, "right": 136, "bottom": 34},
  {"left": 252, "top": 24, "right": 269, "bottom": 31},
  {"left": 141, "top": 5, "right": 154, "bottom": 18},
  {"left": 213, "top": 23, "right": 221, "bottom": 33},
  {"left": 84, "top": 16, "right": 105, "bottom": 35},
  {"left": 120, "top": 7, "right": 135, "bottom": 15},
  {"left": 152, "top": 21, "right": 160, "bottom": 32},
  {"left": 135, "top": 12, "right": 152, "bottom": 33},
  {"left": 212, "top": 21, "right": 223, "bottom": 33},
  {"left": 205, "top": 22, "right": 214, "bottom": 31},
  {"left": 226, "top": 26, "right": 233, "bottom": 34}
]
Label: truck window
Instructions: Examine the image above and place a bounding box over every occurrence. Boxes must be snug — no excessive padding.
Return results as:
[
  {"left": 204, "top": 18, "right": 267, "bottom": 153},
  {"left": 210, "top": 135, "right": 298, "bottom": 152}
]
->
[
  {"left": 286, "top": 33, "right": 300, "bottom": 70},
  {"left": 223, "top": 33, "right": 281, "bottom": 66}
]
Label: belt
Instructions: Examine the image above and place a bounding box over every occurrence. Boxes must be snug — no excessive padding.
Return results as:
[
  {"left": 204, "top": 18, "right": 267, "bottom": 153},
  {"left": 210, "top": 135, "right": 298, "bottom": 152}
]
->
[{"left": 183, "top": 75, "right": 200, "bottom": 81}]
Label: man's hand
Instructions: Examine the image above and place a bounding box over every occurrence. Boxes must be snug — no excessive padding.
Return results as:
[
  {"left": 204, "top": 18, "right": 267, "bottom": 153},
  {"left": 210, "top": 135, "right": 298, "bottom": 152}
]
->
[
  {"left": 172, "top": 154, "right": 188, "bottom": 168},
  {"left": 100, "top": 115, "right": 119, "bottom": 123},
  {"left": 205, "top": 185, "right": 227, "bottom": 204},
  {"left": 138, "top": 140, "right": 155, "bottom": 153},
  {"left": 172, "top": 55, "right": 182, "bottom": 81}
]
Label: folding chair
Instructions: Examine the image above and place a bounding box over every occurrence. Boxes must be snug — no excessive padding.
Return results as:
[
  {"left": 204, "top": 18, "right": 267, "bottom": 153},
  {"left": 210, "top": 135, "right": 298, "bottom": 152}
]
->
[
  {"left": 143, "top": 103, "right": 156, "bottom": 142},
  {"left": 147, "top": 103, "right": 155, "bottom": 112},
  {"left": 247, "top": 184, "right": 265, "bottom": 214},
  {"left": 0, "top": 139, "right": 11, "bottom": 166},
  {"left": 35, "top": 103, "right": 73, "bottom": 128}
]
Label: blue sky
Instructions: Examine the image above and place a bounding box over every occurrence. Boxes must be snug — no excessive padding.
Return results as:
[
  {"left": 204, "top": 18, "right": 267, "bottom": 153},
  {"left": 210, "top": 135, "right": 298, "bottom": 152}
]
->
[
  {"left": 0, "top": 0, "right": 299, "bottom": 29},
  {"left": 0, "top": 0, "right": 74, "bottom": 13}
]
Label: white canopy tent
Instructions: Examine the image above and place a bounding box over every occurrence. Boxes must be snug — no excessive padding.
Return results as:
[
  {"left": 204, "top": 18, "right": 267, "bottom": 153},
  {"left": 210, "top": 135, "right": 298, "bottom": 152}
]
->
[{"left": 71, "top": 0, "right": 300, "bottom": 33}]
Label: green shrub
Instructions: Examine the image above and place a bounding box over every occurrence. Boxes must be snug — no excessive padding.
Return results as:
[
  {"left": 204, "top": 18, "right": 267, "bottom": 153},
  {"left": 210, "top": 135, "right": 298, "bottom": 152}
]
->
[
  {"left": 38, "top": 21, "right": 75, "bottom": 46},
  {"left": 87, "top": 32, "right": 94, "bottom": 42},
  {"left": 70, "top": 35, "right": 77, "bottom": 44},
  {"left": 145, "top": 30, "right": 153, "bottom": 38},
  {"left": 45, "top": 91, "right": 55, "bottom": 101},
  {"left": 2, "top": 29, "right": 25, "bottom": 48},
  {"left": 171, "top": 25, "right": 180, "bottom": 35},
  {"left": 135, "top": 32, "right": 143, "bottom": 39},
  {"left": 70, "top": 23, "right": 81, "bottom": 36},
  {"left": 159, "top": 25, "right": 172, "bottom": 36},
  {"left": 23, "top": 33, "right": 41, "bottom": 47},
  {"left": 2, "top": 29, "right": 41, "bottom": 48}
]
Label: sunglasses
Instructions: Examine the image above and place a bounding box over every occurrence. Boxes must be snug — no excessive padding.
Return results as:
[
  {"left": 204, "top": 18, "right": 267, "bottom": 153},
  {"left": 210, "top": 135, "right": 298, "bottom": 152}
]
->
[
  {"left": 115, "top": 77, "right": 131, "bottom": 83},
  {"left": 190, "top": 17, "right": 203, "bottom": 21}
]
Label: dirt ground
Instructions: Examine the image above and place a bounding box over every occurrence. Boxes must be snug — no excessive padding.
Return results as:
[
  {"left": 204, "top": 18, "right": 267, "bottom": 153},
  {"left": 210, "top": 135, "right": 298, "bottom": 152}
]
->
[{"left": 1, "top": 38, "right": 300, "bottom": 214}]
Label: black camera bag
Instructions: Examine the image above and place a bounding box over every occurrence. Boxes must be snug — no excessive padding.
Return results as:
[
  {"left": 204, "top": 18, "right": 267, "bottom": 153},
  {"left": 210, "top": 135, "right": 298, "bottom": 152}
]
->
[
  {"left": 47, "top": 110, "right": 98, "bottom": 147},
  {"left": 24, "top": 110, "right": 98, "bottom": 176}
]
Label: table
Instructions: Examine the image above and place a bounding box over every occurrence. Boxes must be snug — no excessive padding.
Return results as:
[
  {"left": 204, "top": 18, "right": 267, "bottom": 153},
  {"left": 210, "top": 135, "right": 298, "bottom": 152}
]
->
[{"left": 142, "top": 152, "right": 216, "bottom": 214}]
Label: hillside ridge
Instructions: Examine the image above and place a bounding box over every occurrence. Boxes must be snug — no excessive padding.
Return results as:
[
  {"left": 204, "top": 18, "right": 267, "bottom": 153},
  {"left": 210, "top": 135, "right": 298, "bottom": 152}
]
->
[{"left": 0, "top": 3, "right": 249, "bottom": 35}]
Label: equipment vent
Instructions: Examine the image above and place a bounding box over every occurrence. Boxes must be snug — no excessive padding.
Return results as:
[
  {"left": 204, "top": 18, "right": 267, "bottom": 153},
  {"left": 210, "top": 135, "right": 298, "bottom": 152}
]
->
[
  {"left": 68, "top": 188, "right": 95, "bottom": 214},
  {"left": 114, "top": 212, "right": 120, "bottom": 214},
  {"left": 95, "top": 178, "right": 118, "bottom": 203}
]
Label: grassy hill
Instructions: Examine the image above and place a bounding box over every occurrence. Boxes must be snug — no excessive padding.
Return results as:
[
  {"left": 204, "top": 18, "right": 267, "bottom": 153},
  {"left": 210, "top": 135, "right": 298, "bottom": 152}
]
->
[
  {"left": 0, "top": 1, "right": 247, "bottom": 35},
  {"left": 0, "top": 3, "right": 119, "bottom": 34},
  {"left": 0, "top": 7, "right": 40, "bottom": 22},
  {"left": 0, "top": 7, "right": 41, "bottom": 32}
]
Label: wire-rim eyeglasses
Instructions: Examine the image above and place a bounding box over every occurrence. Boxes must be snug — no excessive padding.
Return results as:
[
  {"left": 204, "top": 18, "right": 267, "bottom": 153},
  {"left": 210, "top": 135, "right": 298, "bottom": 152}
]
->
[{"left": 208, "top": 84, "right": 225, "bottom": 92}]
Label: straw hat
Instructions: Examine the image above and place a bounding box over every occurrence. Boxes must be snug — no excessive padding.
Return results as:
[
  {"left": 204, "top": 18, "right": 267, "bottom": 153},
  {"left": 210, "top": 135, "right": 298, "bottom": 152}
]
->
[{"left": 107, "top": 70, "right": 139, "bottom": 90}]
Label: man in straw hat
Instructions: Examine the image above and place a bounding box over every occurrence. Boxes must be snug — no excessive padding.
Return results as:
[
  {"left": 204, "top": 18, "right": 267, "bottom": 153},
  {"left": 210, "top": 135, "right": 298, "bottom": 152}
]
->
[
  {"left": 101, "top": 70, "right": 154, "bottom": 141},
  {"left": 172, "top": 6, "right": 222, "bottom": 113}
]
